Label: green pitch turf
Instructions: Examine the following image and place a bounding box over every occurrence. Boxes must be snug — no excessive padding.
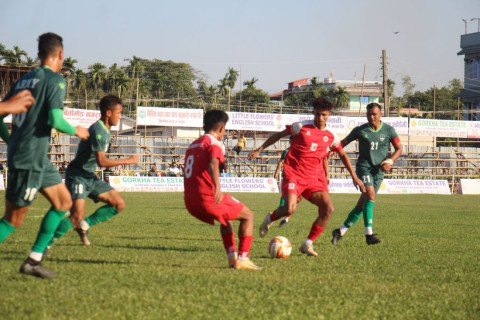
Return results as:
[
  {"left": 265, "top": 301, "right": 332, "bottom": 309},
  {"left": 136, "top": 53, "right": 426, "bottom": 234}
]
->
[{"left": 0, "top": 192, "right": 478, "bottom": 320}]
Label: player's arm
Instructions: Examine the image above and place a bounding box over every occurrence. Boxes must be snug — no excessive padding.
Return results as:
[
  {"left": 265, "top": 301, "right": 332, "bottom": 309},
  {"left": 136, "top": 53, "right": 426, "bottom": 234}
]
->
[
  {"left": 0, "top": 90, "right": 34, "bottom": 115},
  {"left": 48, "top": 108, "right": 89, "bottom": 140},
  {"left": 273, "top": 158, "right": 284, "bottom": 180},
  {"left": 0, "top": 116, "right": 10, "bottom": 143},
  {"left": 323, "top": 153, "right": 330, "bottom": 185},
  {"left": 209, "top": 156, "right": 223, "bottom": 204},
  {"left": 248, "top": 129, "right": 289, "bottom": 160},
  {"left": 341, "top": 127, "right": 358, "bottom": 148},
  {"left": 95, "top": 151, "right": 139, "bottom": 168},
  {"left": 336, "top": 147, "right": 365, "bottom": 193},
  {"left": 381, "top": 138, "right": 402, "bottom": 173}
]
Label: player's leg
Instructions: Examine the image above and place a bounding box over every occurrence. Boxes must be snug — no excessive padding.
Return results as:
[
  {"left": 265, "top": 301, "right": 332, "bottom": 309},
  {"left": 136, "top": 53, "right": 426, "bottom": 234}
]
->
[
  {"left": 220, "top": 221, "right": 237, "bottom": 267},
  {"left": 364, "top": 174, "right": 383, "bottom": 245},
  {"left": 234, "top": 205, "right": 260, "bottom": 270},
  {"left": 259, "top": 192, "right": 298, "bottom": 238},
  {"left": 20, "top": 181, "right": 71, "bottom": 279},
  {"left": 299, "top": 191, "right": 334, "bottom": 257},
  {"left": 47, "top": 198, "right": 87, "bottom": 252},
  {"left": 331, "top": 193, "right": 366, "bottom": 245},
  {"left": 0, "top": 169, "right": 33, "bottom": 242},
  {"left": 74, "top": 179, "right": 119, "bottom": 246},
  {"left": 0, "top": 202, "right": 29, "bottom": 243},
  {"left": 278, "top": 195, "right": 290, "bottom": 227}
]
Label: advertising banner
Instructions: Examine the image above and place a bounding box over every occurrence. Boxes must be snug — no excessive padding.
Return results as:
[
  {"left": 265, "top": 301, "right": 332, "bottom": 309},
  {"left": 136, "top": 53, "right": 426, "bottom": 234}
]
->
[
  {"left": 409, "top": 119, "right": 468, "bottom": 138},
  {"left": 458, "top": 179, "right": 480, "bottom": 194},
  {"left": 328, "top": 178, "right": 450, "bottom": 194},
  {"left": 136, "top": 107, "right": 203, "bottom": 127},
  {"left": 109, "top": 176, "right": 279, "bottom": 193}
]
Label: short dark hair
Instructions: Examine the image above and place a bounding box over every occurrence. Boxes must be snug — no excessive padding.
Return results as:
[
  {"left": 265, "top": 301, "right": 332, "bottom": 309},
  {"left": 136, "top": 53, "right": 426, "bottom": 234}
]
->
[
  {"left": 100, "top": 95, "right": 123, "bottom": 116},
  {"left": 366, "top": 102, "right": 382, "bottom": 112},
  {"left": 38, "top": 32, "right": 63, "bottom": 60},
  {"left": 203, "top": 110, "right": 229, "bottom": 132},
  {"left": 312, "top": 97, "right": 334, "bottom": 111}
]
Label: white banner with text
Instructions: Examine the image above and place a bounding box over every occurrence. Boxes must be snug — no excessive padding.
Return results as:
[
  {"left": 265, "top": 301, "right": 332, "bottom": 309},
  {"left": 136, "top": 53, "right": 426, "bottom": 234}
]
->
[
  {"left": 328, "top": 178, "right": 451, "bottom": 194},
  {"left": 109, "top": 176, "right": 279, "bottom": 193}
]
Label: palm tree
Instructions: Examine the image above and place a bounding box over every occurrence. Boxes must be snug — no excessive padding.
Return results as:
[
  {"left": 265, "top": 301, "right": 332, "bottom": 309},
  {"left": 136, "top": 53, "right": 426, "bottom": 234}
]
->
[
  {"left": 63, "top": 57, "right": 78, "bottom": 99},
  {"left": 88, "top": 63, "right": 106, "bottom": 99},
  {"left": 243, "top": 77, "right": 258, "bottom": 89},
  {"left": 12, "top": 46, "right": 28, "bottom": 65},
  {"left": 332, "top": 86, "right": 350, "bottom": 109}
]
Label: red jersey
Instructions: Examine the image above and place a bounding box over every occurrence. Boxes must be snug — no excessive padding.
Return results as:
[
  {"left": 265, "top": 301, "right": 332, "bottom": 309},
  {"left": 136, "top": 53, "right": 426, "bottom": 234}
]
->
[
  {"left": 184, "top": 134, "right": 225, "bottom": 200},
  {"left": 284, "top": 120, "right": 342, "bottom": 181}
]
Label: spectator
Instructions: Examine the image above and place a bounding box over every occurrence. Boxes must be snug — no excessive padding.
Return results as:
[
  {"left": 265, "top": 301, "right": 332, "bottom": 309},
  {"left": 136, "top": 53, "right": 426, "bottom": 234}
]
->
[
  {"left": 148, "top": 165, "right": 161, "bottom": 177},
  {"left": 166, "top": 162, "right": 181, "bottom": 177},
  {"left": 232, "top": 133, "right": 246, "bottom": 155}
]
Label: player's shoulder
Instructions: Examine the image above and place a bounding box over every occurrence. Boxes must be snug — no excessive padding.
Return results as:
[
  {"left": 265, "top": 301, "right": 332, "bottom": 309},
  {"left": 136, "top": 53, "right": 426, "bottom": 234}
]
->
[{"left": 291, "top": 119, "right": 314, "bottom": 133}]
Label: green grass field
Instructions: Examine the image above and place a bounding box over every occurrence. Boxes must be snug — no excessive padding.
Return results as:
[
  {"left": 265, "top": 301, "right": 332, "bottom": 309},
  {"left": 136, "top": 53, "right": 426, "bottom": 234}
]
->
[{"left": 0, "top": 191, "right": 479, "bottom": 320}]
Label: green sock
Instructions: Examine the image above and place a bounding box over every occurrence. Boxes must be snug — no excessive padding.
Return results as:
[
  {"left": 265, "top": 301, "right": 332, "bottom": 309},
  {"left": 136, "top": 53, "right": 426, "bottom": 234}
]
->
[
  {"left": 343, "top": 206, "right": 363, "bottom": 228},
  {"left": 363, "top": 200, "right": 375, "bottom": 228},
  {"left": 31, "top": 207, "right": 67, "bottom": 253},
  {"left": 84, "top": 205, "right": 119, "bottom": 227},
  {"left": 48, "top": 218, "right": 74, "bottom": 246},
  {"left": 0, "top": 218, "right": 16, "bottom": 243}
]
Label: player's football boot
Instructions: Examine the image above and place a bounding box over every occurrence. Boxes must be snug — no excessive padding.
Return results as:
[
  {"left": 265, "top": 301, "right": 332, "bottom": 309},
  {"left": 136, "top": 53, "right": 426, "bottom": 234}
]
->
[
  {"left": 234, "top": 257, "right": 261, "bottom": 270},
  {"left": 20, "top": 258, "right": 55, "bottom": 279},
  {"left": 331, "top": 229, "right": 343, "bottom": 245},
  {"left": 366, "top": 234, "right": 381, "bottom": 245},
  {"left": 259, "top": 212, "right": 274, "bottom": 238},
  {"left": 228, "top": 252, "right": 238, "bottom": 268},
  {"left": 279, "top": 216, "right": 289, "bottom": 228},
  {"left": 299, "top": 241, "right": 318, "bottom": 257},
  {"left": 76, "top": 220, "right": 91, "bottom": 246}
]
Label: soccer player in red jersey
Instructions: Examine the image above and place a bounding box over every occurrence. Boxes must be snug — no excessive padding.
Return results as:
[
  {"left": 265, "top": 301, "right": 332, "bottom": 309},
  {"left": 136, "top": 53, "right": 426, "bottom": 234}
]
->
[
  {"left": 183, "top": 110, "right": 260, "bottom": 270},
  {"left": 248, "top": 97, "right": 365, "bottom": 257}
]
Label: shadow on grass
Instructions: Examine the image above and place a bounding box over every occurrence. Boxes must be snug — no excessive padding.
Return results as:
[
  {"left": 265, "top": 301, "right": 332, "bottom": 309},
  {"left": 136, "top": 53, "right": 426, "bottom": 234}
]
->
[{"left": 115, "top": 235, "right": 220, "bottom": 242}]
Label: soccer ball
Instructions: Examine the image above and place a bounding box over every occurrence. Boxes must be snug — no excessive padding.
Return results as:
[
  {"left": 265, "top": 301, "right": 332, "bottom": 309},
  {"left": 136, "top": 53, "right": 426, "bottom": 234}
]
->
[{"left": 268, "top": 236, "right": 292, "bottom": 259}]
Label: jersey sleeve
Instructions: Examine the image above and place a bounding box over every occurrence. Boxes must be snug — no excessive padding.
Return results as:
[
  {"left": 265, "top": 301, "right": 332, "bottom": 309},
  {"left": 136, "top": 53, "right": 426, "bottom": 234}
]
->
[
  {"left": 390, "top": 126, "right": 401, "bottom": 146},
  {"left": 329, "top": 131, "right": 343, "bottom": 152},
  {"left": 46, "top": 75, "right": 66, "bottom": 110},
  {"left": 209, "top": 143, "right": 225, "bottom": 164},
  {"left": 90, "top": 126, "right": 108, "bottom": 152},
  {"left": 286, "top": 121, "right": 303, "bottom": 135},
  {"left": 343, "top": 126, "right": 359, "bottom": 144}
]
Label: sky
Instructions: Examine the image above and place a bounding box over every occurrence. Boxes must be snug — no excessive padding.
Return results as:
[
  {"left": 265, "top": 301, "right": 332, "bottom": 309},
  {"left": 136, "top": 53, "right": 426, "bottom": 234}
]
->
[{"left": 1, "top": 0, "right": 479, "bottom": 96}]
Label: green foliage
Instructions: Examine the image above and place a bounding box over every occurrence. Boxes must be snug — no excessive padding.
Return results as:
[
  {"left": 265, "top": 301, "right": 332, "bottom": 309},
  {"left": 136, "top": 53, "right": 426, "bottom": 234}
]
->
[
  {"left": 284, "top": 77, "right": 329, "bottom": 107},
  {"left": 1, "top": 192, "right": 479, "bottom": 319}
]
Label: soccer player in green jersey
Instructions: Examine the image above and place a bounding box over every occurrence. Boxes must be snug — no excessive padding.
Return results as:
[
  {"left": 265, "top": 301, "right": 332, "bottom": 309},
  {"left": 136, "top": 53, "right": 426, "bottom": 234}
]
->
[
  {"left": 46, "top": 95, "right": 138, "bottom": 252},
  {"left": 331, "top": 102, "right": 402, "bottom": 245},
  {"left": 0, "top": 33, "right": 90, "bottom": 279}
]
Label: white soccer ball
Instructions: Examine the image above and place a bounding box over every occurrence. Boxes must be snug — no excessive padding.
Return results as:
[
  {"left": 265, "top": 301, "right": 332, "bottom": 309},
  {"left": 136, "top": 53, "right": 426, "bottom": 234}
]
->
[{"left": 268, "top": 236, "right": 292, "bottom": 259}]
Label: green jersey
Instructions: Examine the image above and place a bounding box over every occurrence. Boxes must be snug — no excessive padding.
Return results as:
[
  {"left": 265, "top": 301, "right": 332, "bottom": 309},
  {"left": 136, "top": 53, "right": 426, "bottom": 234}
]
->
[
  {"left": 3, "top": 66, "right": 66, "bottom": 170},
  {"left": 68, "top": 120, "right": 110, "bottom": 176},
  {"left": 344, "top": 121, "right": 399, "bottom": 170},
  {"left": 280, "top": 147, "right": 290, "bottom": 161}
]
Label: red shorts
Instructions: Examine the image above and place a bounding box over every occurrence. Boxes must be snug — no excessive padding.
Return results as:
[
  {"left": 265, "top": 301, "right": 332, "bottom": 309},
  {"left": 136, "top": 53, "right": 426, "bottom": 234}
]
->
[
  {"left": 184, "top": 194, "right": 244, "bottom": 227},
  {"left": 282, "top": 174, "right": 328, "bottom": 200}
]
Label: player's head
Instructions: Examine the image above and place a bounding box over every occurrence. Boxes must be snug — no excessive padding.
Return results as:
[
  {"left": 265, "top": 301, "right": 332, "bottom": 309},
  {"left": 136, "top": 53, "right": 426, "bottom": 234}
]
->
[
  {"left": 100, "top": 95, "right": 123, "bottom": 126},
  {"left": 37, "top": 33, "right": 64, "bottom": 66},
  {"left": 366, "top": 102, "right": 382, "bottom": 126},
  {"left": 311, "top": 97, "right": 334, "bottom": 128},
  {"left": 203, "top": 110, "right": 228, "bottom": 138}
]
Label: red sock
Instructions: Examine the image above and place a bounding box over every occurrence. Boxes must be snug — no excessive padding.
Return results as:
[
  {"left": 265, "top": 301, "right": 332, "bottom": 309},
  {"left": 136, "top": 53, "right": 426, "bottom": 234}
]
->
[
  {"left": 238, "top": 235, "right": 253, "bottom": 258},
  {"left": 221, "top": 232, "right": 236, "bottom": 255},
  {"left": 269, "top": 210, "right": 279, "bottom": 222},
  {"left": 307, "top": 224, "right": 325, "bottom": 242}
]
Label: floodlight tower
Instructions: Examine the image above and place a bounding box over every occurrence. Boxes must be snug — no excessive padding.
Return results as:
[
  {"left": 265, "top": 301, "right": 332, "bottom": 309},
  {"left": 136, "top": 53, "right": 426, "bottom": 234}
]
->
[
  {"left": 471, "top": 18, "right": 480, "bottom": 32},
  {"left": 462, "top": 19, "right": 468, "bottom": 34}
]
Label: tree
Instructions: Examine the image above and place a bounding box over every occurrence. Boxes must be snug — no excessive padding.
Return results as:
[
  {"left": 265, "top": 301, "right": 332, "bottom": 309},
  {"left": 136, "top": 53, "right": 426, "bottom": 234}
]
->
[
  {"left": 88, "top": 63, "right": 107, "bottom": 99},
  {"left": 330, "top": 86, "right": 350, "bottom": 109},
  {"left": 63, "top": 57, "right": 78, "bottom": 99},
  {"left": 233, "top": 77, "right": 269, "bottom": 105}
]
